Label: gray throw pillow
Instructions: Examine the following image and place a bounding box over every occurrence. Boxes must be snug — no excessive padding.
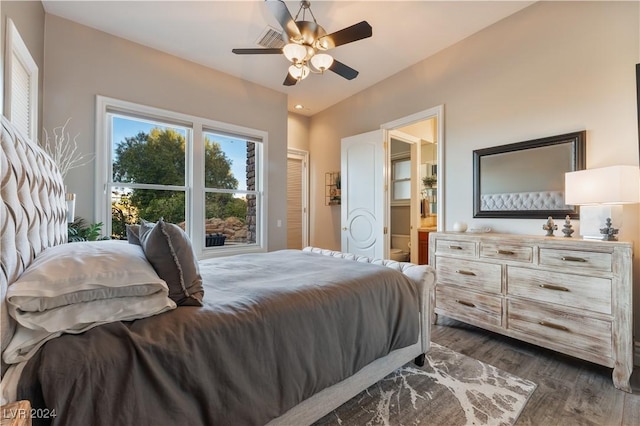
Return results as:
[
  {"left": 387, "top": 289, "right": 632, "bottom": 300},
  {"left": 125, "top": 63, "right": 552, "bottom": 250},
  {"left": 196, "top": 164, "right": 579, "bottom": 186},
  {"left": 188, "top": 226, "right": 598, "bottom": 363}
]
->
[
  {"left": 139, "top": 219, "right": 204, "bottom": 306},
  {"left": 126, "top": 224, "right": 141, "bottom": 246}
]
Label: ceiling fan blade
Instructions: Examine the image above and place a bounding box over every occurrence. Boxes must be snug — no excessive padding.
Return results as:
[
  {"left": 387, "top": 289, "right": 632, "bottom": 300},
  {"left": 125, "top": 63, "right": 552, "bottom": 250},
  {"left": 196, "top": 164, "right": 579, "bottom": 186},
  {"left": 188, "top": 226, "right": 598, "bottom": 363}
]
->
[
  {"left": 232, "top": 48, "right": 282, "bottom": 55},
  {"left": 329, "top": 59, "right": 359, "bottom": 80},
  {"left": 283, "top": 72, "right": 298, "bottom": 86},
  {"left": 265, "top": 0, "right": 301, "bottom": 42},
  {"left": 317, "top": 21, "right": 372, "bottom": 50}
]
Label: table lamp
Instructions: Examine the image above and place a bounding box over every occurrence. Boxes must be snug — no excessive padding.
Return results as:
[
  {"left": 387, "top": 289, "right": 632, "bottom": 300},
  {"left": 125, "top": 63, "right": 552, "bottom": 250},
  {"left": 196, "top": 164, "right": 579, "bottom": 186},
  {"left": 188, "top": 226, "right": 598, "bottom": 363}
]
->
[{"left": 564, "top": 165, "right": 640, "bottom": 240}]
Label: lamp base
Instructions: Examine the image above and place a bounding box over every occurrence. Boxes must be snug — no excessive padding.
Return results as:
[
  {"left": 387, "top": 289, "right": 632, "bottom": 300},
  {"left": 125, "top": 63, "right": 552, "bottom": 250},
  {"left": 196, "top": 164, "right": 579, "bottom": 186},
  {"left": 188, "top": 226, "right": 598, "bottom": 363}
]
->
[{"left": 578, "top": 205, "right": 622, "bottom": 240}]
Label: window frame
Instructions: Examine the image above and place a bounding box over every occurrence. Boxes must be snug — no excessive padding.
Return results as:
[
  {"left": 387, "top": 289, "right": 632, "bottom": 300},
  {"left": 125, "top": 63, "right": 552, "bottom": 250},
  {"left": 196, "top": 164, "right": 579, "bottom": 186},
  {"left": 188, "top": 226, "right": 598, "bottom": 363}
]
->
[
  {"left": 95, "top": 96, "right": 268, "bottom": 258},
  {"left": 4, "top": 18, "right": 38, "bottom": 141},
  {"left": 390, "top": 154, "right": 411, "bottom": 206}
]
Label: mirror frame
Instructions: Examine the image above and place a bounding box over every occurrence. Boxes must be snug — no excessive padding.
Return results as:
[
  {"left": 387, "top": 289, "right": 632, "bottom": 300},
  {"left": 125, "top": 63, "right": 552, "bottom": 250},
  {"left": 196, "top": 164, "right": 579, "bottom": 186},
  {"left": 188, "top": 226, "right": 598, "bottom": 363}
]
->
[{"left": 473, "top": 131, "right": 586, "bottom": 219}]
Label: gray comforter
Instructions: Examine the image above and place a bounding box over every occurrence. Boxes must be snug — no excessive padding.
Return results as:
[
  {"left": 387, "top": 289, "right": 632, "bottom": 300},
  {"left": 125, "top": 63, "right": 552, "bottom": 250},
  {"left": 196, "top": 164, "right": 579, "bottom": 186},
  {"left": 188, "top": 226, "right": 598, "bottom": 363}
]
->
[{"left": 17, "top": 250, "right": 419, "bottom": 426}]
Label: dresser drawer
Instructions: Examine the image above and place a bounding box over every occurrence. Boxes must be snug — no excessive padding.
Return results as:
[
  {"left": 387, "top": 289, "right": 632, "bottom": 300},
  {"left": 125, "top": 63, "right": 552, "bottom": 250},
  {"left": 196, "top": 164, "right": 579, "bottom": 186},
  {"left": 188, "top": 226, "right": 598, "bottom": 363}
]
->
[
  {"left": 436, "top": 286, "right": 502, "bottom": 327},
  {"left": 435, "top": 239, "right": 476, "bottom": 258},
  {"left": 507, "top": 266, "right": 611, "bottom": 315},
  {"left": 539, "top": 248, "right": 612, "bottom": 273},
  {"left": 480, "top": 243, "right": 533, "bottom": 263},
  {"left": 507, "top": 299, "right": 612, "bottom": 360},
  {"left": 435, "top": 257, "right": 501, "bottom": 293}
]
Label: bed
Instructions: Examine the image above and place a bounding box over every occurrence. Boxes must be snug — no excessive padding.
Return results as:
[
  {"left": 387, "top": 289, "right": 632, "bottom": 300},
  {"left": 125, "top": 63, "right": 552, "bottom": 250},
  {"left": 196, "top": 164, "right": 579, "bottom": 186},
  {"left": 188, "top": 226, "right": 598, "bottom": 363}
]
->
[{"left": 0, "top": 116, "right": 435, "bottom": 425}]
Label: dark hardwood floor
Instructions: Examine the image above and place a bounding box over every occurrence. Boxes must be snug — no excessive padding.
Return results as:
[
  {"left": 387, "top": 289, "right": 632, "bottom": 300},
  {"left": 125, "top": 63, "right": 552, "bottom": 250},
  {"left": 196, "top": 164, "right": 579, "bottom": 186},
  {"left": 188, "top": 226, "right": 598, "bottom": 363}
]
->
[{"left": 430, "top": 316, "right": 640, "bottom": 425}]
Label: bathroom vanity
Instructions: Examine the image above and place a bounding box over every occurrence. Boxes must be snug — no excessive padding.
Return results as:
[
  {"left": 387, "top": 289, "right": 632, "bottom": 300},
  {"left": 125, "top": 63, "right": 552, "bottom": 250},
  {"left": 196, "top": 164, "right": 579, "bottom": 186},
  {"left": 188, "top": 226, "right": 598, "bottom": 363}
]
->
[{"left": 418, "top": 226, "right": 436, "bottom": 265}]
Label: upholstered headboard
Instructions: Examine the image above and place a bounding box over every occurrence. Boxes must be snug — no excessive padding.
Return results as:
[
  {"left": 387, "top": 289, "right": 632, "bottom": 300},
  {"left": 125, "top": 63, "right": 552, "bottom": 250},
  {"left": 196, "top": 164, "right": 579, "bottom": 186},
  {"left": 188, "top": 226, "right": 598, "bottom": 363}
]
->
[
  {"left": 1, "top": 116, "right": 67, "bottom": 363},
  {"left": 480, "top": 190, "right": 568, "bottom": 211}
]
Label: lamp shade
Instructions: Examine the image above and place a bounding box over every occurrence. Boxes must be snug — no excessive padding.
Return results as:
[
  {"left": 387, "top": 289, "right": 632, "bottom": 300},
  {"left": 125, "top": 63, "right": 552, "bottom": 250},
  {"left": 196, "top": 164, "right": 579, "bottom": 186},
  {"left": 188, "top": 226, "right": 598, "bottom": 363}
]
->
[
  {"left": 288, "top": 64, "right": 310, "bottom": 81},
  {"left": 565, "top": 165, "right": 640, "bottom": 205},
  {"left": 283, "top": 43, "right": 308, "bottom": 63},
  {"left": 310, "top": 53, "right": 334, "bottom": 72}
]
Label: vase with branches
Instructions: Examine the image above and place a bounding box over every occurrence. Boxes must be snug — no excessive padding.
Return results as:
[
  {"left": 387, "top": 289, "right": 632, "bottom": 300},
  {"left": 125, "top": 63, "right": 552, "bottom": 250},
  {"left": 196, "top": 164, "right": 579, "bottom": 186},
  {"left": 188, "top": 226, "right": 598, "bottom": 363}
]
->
[
  {"left": 41, "top": 118, "right": 94, "bottom": 223},
  {"left": 41, "top": 118, "right": 94, "bottom": 181}
]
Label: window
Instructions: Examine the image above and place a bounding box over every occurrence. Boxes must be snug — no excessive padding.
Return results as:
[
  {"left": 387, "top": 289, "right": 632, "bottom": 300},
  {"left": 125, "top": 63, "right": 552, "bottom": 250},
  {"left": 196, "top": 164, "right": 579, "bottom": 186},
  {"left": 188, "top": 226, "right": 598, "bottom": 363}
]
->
[
  {"left": 391, "top": 157, "right": 411, "bottom": 205},
  {"left": 202, "top": 131, "right": 260, "bottom": 247},
  {"left": 96, "top": 96, "right": 266, "bottom": 257},
  {"left": 5, "top": 19, "right": 38, "bottom": 141}
]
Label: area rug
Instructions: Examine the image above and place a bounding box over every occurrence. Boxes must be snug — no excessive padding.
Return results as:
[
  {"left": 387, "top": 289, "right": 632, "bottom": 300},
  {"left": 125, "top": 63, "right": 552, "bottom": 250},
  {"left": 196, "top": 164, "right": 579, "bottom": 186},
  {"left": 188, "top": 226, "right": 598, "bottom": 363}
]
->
[{"left": 314, "top": 343, "right": 537, "bottom": 426}]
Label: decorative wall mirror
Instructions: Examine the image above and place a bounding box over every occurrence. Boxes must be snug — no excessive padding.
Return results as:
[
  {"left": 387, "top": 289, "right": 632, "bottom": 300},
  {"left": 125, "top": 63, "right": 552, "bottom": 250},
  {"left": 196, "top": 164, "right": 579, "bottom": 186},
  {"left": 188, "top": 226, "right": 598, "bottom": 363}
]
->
[{"left": 473, "top": 131, "right": 586, "bottom": 219}]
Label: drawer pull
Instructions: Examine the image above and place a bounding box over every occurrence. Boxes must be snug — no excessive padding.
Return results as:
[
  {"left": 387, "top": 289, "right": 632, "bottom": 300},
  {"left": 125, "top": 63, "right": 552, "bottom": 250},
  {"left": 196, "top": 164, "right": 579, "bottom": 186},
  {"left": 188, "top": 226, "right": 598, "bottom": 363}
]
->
[
  {"left": 497, "top": 249, "right": 515, "bottom": 255},
  {"left": 449, "top": 245, "right": 464, "bottom": 250},
  {"left": 539, "top": 284, "right": 570, "bottom": 292},
  {"left": 456, "top": 299, "right": 476, "bottom": 308},
  {"left": 456, "top": 270, "right": 476, "bottom": 276},
  {"left": 561, "top": 256, "right": 587, "bottom": 263},
  {"left": 538, "top": 321, "right": 569, "bottom": 332}
]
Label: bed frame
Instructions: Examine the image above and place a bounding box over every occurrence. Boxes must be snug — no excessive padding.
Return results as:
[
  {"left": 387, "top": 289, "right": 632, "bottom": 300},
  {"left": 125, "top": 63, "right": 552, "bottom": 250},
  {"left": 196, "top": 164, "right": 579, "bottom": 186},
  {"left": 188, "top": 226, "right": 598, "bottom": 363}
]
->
[{"left": 1, "top": 115, "right": 434, "bottom": 424}]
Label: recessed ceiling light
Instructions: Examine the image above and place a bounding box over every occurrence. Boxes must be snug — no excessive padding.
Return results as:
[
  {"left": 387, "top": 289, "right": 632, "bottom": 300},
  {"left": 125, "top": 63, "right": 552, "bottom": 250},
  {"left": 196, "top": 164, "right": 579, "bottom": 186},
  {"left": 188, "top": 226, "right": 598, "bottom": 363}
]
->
[{"left": 294, "top": 104, "right": 304, "bottom": 110}]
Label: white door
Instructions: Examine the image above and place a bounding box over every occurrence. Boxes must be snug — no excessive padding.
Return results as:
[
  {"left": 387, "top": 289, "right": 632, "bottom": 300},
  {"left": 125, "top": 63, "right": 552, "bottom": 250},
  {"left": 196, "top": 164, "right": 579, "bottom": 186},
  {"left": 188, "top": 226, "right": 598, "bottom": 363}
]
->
[{"left": 341, "top": 130, "right": 386, "bottom": 259}]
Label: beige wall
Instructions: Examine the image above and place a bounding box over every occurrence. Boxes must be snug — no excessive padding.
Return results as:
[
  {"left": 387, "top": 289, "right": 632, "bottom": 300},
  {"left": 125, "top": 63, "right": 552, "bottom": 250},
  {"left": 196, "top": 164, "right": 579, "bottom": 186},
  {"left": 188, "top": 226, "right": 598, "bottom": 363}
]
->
[
  {"left": 287, "top": 113, "right": 310, "bottom": 152},
  {"left": 308, "top": 1, "right": 640, "bottom": 331},
  {"left": 43, "top": 14, "right": 289, "bottom": 251},
  {"left": 1, "top": 1, "right": 45, "bottom": 141}
]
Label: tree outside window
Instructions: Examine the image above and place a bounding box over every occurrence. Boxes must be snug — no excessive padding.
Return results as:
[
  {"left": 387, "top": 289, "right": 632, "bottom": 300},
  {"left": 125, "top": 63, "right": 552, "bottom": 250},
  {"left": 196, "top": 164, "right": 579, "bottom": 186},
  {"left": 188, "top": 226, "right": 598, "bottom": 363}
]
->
[{"left": 110, "top": 118, "right": 254, "bottom": 247}]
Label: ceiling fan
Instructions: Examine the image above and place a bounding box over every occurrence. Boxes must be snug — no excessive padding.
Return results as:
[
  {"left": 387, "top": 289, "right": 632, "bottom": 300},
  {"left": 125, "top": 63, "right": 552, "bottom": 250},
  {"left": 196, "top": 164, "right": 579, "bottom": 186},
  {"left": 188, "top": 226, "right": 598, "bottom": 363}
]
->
[{"left": 232, "top": 0, "right": 373, "bottom": 86}]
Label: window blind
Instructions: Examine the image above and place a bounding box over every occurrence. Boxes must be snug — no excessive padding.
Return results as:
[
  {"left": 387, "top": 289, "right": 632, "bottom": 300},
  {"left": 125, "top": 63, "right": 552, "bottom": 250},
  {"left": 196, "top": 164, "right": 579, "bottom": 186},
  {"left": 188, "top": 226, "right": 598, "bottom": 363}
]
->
[{"left": 11, "top": 55, "right": 32, "bottom": 139}]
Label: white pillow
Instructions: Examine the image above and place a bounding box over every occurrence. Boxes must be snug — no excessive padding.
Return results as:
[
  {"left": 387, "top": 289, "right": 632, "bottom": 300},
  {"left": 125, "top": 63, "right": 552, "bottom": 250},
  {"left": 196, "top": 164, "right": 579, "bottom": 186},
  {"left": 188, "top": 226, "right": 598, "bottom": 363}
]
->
[
  {"left": 6, "top": 240, "right": 175, "bottom": 331},
  {"left": 2, "top": 292, "right": 175, "bottom": 364}
]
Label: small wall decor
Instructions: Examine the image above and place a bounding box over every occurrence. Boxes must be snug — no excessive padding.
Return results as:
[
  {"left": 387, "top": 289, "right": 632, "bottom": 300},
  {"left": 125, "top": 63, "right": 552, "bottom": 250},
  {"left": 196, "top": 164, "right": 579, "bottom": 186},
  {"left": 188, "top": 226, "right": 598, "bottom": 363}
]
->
[
  {"left": 325, "top": 172, "right": 341, "bottom": 206},
  {"left": 542, "top": 216, "right": 557, "bottom": 236},
  {"left": 562, "top": 215, "right": 574, "bottom": 238}
]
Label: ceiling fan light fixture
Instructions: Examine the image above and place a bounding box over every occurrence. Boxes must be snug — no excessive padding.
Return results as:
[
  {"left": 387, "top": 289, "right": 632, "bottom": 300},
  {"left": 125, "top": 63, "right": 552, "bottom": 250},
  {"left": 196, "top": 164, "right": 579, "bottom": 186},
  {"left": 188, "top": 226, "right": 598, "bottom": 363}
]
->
[
  {"left": 288, "top": 64, "right": 310, "bottom": 81},
  {"left": 233, "top": 1, "right": 373, "bottom": 86},
  {"left": 315, "top": 37, "right": 331, "bottom": 51},
  {"left": 283, "top": 43, "right": 308, "bottom": 64},
  {"left": 310, "top": 53, "right": 333, "bottom": 72}
]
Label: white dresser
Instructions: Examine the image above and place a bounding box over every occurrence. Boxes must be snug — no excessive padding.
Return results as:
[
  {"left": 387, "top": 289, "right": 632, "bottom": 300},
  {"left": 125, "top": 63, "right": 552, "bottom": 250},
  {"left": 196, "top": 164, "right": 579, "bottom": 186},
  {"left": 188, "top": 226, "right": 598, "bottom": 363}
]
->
[{"left": 428, "top": 232, "right": 634, "bottom": 392}]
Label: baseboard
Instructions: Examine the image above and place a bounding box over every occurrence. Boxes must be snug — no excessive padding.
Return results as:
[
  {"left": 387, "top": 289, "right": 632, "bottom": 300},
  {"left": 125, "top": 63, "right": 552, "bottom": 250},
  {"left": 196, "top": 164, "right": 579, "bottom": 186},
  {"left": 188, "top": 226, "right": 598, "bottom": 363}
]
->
[{"left": 635, "top": 340, "right": 640, "bottom": 367}]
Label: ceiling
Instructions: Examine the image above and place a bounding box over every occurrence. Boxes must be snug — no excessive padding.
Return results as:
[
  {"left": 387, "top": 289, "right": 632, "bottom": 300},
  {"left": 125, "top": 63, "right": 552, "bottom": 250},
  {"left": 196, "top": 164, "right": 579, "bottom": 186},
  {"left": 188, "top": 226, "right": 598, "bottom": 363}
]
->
[{"left": 42, "top": 1, "right": 535, "bottom": 116}]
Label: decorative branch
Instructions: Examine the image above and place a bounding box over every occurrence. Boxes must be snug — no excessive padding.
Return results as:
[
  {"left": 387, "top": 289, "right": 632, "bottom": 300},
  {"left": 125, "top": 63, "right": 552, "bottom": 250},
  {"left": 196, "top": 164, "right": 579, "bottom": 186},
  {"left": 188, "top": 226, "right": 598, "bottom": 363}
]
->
[{"left": 41, "top": 118, "right": 94, "bottom": 180}]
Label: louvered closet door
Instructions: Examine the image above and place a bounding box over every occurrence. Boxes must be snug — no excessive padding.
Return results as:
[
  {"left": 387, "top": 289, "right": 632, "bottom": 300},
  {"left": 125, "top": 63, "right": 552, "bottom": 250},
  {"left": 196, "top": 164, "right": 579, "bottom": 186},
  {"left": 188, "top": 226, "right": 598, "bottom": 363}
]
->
[{"left": 287, "top": 157, "right": 303, "bottom": 249}]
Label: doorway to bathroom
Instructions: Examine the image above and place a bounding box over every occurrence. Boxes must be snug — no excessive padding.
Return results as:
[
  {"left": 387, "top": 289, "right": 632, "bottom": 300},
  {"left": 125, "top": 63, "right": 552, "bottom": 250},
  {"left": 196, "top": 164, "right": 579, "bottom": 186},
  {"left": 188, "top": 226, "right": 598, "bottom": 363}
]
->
[
  {"left": 389, "top": 134, "right": 414, "bottom": 263},
  {"left": 339, "top": 105, "right": 443, "bottom": 262},
  {"left": 383, "top": 107, "right": 442, "bottom": 264}
]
